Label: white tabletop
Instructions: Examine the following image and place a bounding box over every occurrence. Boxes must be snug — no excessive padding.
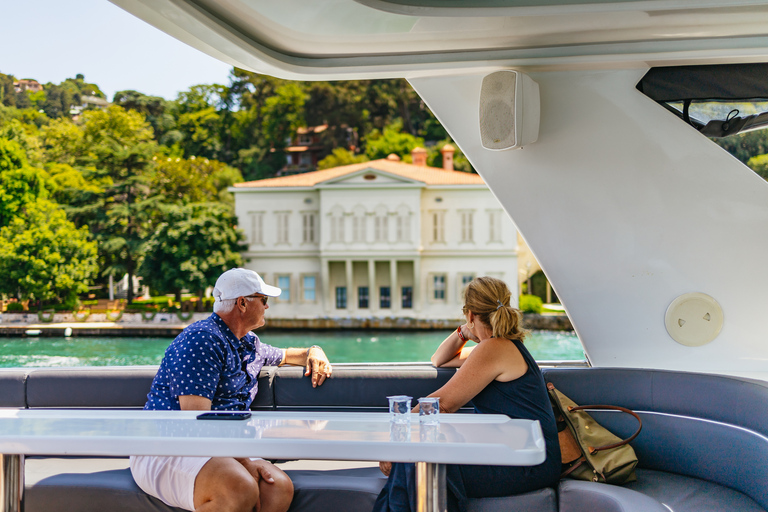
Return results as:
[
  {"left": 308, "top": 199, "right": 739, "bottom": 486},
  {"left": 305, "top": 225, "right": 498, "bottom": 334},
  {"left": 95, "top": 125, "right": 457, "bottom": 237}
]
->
[{"left": 0, "top": 410, "right": 545, "bottom": 466}]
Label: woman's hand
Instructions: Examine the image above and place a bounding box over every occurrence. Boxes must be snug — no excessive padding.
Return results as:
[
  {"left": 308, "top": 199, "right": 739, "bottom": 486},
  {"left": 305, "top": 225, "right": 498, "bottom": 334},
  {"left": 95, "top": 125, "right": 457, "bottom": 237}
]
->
[
  {"left": 431, "top": 325, "right": 476, "bottom": 367},
  {"left": 379, "top": 461, "right": 392, "bottom": 476}
]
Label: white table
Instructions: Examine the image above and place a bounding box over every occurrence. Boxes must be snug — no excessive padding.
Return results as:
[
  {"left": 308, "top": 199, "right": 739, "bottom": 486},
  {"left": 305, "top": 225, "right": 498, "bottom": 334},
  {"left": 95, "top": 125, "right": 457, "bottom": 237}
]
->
[{"left": 0, "top": 409, "right": 546, "bottom": 512}]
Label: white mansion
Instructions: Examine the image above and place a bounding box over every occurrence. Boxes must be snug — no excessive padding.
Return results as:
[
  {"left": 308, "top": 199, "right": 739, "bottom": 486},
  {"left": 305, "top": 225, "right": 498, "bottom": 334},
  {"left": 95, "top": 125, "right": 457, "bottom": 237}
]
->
[{"left": 231, "top": 147, "right": 519, "bottom": 321}]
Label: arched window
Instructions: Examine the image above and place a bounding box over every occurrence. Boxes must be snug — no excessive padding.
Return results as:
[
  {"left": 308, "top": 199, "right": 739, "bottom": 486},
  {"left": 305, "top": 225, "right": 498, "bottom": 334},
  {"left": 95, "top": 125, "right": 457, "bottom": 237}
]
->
[
  {"left": 395, "top": 204, "right": 411, "bottom": 242},
  {"left": 352, "top": 205, "right": 367, "bottom": 243},
  {"left": 329, "top": 205, "right": 345, "bottom": 243},
  {"left": 374, "top": 205, "right": 388, "bottom": 243}
]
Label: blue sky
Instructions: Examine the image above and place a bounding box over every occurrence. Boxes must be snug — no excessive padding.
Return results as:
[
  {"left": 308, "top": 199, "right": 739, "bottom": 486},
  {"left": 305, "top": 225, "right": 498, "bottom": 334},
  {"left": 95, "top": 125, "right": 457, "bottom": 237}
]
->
[{"left": 0, "top": 0, "right": 233, "bottom": 101}]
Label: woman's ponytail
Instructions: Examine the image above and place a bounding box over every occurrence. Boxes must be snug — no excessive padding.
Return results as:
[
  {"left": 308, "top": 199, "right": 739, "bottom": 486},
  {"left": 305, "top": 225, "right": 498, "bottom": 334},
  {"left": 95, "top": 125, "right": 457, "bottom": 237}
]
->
[{"left": 464, "top": 277, "right": 528, "bottom": 341}]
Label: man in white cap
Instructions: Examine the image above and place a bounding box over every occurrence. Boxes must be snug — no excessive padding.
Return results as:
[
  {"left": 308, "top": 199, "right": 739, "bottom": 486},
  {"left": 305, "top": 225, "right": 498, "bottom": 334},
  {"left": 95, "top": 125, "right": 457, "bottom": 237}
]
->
[{"left": 130, "top": 268, "right": 333, "bottom": 512}]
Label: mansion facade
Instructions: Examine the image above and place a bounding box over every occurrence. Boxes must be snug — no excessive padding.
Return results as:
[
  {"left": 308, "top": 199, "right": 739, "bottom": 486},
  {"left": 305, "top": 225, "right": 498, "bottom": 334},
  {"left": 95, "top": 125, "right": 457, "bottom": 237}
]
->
[{"left": 231, "top": 147, "right": 519, "bottom": 321}]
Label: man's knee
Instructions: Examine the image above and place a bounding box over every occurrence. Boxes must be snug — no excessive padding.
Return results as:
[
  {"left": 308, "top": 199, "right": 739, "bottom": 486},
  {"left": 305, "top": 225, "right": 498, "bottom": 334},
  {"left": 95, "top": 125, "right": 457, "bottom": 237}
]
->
[
  {"left": 195, "top": 458, "right": 260, "bottom": 511},
  {"left": 260, "top": 466, "right": 294, "bottom": 512}
]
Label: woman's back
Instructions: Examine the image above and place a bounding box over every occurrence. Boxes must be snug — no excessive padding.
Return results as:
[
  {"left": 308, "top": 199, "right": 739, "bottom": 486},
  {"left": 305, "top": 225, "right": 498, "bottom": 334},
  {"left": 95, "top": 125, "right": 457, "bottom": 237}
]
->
[{"left": 471, "top": 338, "right": 561, "bottom": 478}]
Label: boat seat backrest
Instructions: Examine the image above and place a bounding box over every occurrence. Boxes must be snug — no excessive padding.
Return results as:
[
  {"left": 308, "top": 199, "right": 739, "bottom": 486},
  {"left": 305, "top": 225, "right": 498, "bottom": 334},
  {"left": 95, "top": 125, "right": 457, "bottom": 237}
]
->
[
  {"left": 541, "top": 367, "right": 768, "bottom": 434},
  {"left": 0, "top": 369, "right": 27, "bottom": 407},
  {"left": 272, "top": 365, "right": 456, "bottom": 411}
]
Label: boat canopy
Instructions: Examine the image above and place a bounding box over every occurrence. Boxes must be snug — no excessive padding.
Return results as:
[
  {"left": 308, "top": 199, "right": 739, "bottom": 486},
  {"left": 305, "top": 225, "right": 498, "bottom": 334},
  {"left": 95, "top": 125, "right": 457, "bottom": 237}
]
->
[{"left": 638, "top": 64, "right": 768, "bottom": 137}]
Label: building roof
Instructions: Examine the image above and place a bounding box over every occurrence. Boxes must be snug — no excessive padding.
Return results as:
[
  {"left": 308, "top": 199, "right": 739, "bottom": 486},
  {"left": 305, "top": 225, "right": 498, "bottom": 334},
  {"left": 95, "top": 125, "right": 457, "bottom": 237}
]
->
[
  {"left": 234, "top": 158, "right": 484, "bottom": 188},
  {"left": 296, "top": 124, "right": 328, "bottom": 134}
]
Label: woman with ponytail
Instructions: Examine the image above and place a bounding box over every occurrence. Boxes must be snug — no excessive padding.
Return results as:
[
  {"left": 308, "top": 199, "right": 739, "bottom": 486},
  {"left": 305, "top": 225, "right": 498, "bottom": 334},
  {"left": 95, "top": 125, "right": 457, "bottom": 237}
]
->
[{"left": 374, "top": 276, "right": 561, "bottom": 512}]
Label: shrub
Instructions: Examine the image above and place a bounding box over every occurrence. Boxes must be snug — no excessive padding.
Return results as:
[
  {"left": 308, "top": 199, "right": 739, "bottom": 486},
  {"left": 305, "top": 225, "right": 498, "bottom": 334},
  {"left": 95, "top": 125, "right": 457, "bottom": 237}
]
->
[
  {"left": 5, "top": 302, "right": 24, "bottom": 312},
  {"left": 519, "top": 294, "right": 543, "bottom": 314}
]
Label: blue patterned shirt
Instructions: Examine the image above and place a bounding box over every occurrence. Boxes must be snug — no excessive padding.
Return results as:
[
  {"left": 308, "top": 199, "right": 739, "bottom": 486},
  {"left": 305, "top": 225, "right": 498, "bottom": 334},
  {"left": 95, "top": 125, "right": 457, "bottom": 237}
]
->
[{"left": 144, "top": 313, "right": 284, "bottom": 411}]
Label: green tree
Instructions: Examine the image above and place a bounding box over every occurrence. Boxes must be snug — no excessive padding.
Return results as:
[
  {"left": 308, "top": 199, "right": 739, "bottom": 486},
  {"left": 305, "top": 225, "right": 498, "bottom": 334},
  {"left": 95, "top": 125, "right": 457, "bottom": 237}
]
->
[
  {"left": 175, "top": 106, "right": 221, "bottom": 158},
  {"left": 41, "top": 83, "right": 75, "bottom": 119},
  {"left": 46, "top": 163, "right": 102, "bottom": 205},
  {"left": 73, "top": 106, "right": 158, "bottom": 303},
  {"left": 113, "top": 90, "right": 175, "bottom": 144},
  {"left": 0, "top": 198, "right": 98, "bottom": 305},
  {"left": 63, "top": 74, "right": 105, "bottom": 99},
  {"left": 747, "top": 154, "right": 768, "bottom": 180},
  {"left": 317, "top": 148, "right": 369, "bottom": 170},
  {"left": 151, "top": 156, "right": 242, "bottom": 206},
  {"left": 0, "top": 73, "right": 15, "bottom": 107},
  {"left": 713, "top": 130, "right": 768, "bottom": 163},
  {"left": 0, "top": 138, "right": 51, "bottom": 226},
  {"left": 0, "top": 118, "right": 45, "bottom": 167},
  {"left": 138, "top": 203, "right": 245, "bottom": 302},
  {"left": 40, "top": 117, "right": 84, "bottom": 166},
  {"left": 364, "top": 121, "right": 425, "bottom": 161}
]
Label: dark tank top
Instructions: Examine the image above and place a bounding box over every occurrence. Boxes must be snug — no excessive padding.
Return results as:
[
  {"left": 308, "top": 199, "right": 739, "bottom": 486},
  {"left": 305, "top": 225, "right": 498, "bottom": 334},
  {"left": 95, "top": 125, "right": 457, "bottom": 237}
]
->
[{"left": 470, "top": 338, "right": 561, "bottom": 470}]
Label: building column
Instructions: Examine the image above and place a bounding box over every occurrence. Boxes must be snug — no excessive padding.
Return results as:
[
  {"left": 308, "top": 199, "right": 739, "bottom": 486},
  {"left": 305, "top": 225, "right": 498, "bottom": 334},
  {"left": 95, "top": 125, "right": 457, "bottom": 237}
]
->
[
  {"left": 321, "top": 258, "right": 331, "bottom": 314},
  {"left": 368, "top": 259, "right": 377, "bottom": 313},
  {"left": 390, "top": 259, "right": 399, "bottom": 314},
  {"left": 413, "top": 257, "right": 422, "bottom": 314},
  {"left": 345, "top": 259, "right": 353, "bottom": 312}
]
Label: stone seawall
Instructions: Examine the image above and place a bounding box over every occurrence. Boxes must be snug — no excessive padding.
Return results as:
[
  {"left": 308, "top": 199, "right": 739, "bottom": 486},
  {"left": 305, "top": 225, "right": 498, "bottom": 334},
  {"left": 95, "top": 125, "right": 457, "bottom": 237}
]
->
[
  {"left": 522, "top": 314, "right": 573, "bottom": 331},
  {"left": 264, "top": 314, "right": 572, "bottom": 331},
  {"left": 0, "top": 313, "right": 572, "bottom": 335}
]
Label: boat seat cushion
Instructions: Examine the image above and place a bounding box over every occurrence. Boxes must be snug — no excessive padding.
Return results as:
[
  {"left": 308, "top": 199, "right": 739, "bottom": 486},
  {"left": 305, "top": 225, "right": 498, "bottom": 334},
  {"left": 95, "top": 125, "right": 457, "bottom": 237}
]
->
[
  {"left": 25, "top": 457, "right": 184, "bottom": 512},
  {"left": 558, "top": 479, "right": 669, "bottom": 512},
  {"left": 624, "top": 469, "right": 767, "bottom": 512},
  {"left": 461, "top": 486, "right": 557, "bottom": 512},
  {"left": 24, "top": 458, "right": 387, "bottom": 512},
  {"left": 559, "top": 469, "right": 767, "bottom": 512},
  {"left": 286, "top": 467, "right": 387, "bottom": 512}
]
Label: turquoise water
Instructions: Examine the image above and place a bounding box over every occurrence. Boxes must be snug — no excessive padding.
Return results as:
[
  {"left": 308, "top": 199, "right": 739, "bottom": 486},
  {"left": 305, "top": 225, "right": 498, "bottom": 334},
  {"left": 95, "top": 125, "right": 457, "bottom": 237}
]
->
[{"left": 0, "top": 330, "right": 583, "bottom": 367}]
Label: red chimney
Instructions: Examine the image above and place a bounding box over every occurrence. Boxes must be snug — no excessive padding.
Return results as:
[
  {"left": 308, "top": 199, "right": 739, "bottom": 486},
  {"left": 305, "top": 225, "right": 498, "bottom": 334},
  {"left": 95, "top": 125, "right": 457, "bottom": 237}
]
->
[
  {"left": 441, "top": 144, "right": 455, "bottom": 171},
  {"left": 411, "top": 147, "right": 427, "bottom": 166}
]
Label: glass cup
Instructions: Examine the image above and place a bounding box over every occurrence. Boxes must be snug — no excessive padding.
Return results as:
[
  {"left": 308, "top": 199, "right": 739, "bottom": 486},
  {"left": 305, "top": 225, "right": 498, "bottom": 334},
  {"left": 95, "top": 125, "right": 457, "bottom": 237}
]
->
[
  {"left": 418, "top": 397, "right": 440, "bottom": 425},
  {"left": 419, "top": 423, "right": 440, "bottom": 443},
  {"left": 390, "top": 421, "right": 411, "bottom": 442},
  {"left": 387, "top": 395, "right": 413, "bottom": 424}
]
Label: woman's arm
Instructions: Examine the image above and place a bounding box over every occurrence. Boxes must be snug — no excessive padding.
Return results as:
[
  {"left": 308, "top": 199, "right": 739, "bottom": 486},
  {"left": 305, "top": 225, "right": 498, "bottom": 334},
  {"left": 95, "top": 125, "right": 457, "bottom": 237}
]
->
[
  {"left": 428, "top": 338, "right": 511, "bottom": 413},
  {"left": 431, "top": 325, "right": 475, "bottom": 367}
]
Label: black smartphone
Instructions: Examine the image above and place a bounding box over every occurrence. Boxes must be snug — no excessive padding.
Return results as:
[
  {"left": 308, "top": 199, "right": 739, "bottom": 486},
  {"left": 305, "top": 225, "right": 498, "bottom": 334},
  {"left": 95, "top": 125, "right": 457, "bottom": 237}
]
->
[{"left": 196, "top": 412, "right": 251, "bottom": 421}]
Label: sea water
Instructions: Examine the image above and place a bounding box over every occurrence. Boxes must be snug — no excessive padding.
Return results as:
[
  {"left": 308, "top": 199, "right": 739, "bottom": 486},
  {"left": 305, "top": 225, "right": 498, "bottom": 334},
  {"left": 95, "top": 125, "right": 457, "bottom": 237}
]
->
[{"left": 0, "top": 330, "right": 583, "bottom": 367}]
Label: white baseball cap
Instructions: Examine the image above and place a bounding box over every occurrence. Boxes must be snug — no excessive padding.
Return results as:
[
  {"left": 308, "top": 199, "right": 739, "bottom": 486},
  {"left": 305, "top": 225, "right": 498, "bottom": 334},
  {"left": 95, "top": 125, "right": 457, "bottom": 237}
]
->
[{"left": 212, "top": 268, "right": 282, "bottom": 302}]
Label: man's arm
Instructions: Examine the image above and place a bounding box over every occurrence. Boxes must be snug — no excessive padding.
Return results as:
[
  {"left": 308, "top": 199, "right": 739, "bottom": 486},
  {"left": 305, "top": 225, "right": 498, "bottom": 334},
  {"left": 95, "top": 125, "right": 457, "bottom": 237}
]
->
[
  {"left": 178, "top": 394, "right": 212, "bottom": 411},
  {"left": 280, "top": 346, "right": 332, "bottom": 387}
]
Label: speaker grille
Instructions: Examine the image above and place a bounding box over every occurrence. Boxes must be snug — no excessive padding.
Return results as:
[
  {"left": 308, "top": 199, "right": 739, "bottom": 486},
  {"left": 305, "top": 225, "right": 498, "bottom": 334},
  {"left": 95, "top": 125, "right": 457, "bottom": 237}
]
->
[{"left": 479, "top": 71, "right": 517, "bottom": 150}]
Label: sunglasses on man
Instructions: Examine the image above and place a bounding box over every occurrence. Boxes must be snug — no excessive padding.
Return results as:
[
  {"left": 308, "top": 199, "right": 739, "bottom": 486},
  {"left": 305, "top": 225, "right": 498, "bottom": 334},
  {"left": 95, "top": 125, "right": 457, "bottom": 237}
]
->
[{"left": 244, "top": 294, "right": 268, "bottom": 305}]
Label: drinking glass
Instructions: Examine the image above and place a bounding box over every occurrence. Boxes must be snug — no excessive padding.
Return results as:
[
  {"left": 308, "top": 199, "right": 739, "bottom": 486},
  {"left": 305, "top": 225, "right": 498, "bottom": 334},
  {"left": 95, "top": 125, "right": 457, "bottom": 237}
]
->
[
  {"left": 418, "top": 397, "right": 440, "bottom": 425},
  {"left": 387, "top": 395, "right": 413, "bottom": 424}
]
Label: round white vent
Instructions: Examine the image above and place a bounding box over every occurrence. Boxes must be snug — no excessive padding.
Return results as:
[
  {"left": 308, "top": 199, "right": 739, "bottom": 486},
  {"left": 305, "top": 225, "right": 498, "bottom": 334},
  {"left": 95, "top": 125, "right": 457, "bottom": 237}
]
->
[{"left": 664, "top": 293, "right": 723, "bottom": 347}]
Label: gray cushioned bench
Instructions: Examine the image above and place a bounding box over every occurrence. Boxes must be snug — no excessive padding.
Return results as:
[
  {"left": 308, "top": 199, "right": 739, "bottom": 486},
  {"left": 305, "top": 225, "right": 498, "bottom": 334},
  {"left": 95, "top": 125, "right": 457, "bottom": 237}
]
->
[
  {"left": 2, "top": 366, "right": 767, "bottom": 512},
  {"left": 544, "top": 368, "right": 768, "bottom": 512}
]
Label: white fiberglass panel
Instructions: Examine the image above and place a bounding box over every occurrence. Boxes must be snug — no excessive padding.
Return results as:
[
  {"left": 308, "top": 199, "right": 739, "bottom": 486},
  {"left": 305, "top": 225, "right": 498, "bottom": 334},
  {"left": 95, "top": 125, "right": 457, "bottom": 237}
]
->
[
  {"left": 111, "top": 0, "right": 768, "bottom": 79},
  {"left": 410, "top": 68, "right": 768, "bottom": 376}
]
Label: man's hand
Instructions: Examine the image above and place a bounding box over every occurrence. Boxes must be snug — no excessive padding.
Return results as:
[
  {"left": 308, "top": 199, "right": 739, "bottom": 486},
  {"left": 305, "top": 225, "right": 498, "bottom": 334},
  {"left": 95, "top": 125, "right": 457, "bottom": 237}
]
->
[
  {"left": 239, "top": 458, "right": 276, "bottom": 485},
  {"left": 305, "top": 346, "right": 332, "bottom": 387},
  {"left": 379, "top": 461, "right": 392, "bottom": 477},
  {"left": 235, "top": 458, "right": 275, "bottom": 512}
]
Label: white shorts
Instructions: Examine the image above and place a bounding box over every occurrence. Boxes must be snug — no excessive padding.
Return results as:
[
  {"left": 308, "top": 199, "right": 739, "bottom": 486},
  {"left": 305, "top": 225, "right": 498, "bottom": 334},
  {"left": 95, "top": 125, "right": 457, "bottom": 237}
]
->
[
  {"left": 130, "top": 455, "right": 210, "bottom": 511},
  {"left": 129, "top": 456, "right": 266, "bottom": 511}
]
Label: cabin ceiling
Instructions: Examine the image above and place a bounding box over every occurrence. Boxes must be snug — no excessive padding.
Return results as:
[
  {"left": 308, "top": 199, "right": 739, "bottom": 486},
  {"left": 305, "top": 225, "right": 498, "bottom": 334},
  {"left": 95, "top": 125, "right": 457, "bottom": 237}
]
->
[{"left": 111, "top": 0, "right": 768, "bottom": 79}]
